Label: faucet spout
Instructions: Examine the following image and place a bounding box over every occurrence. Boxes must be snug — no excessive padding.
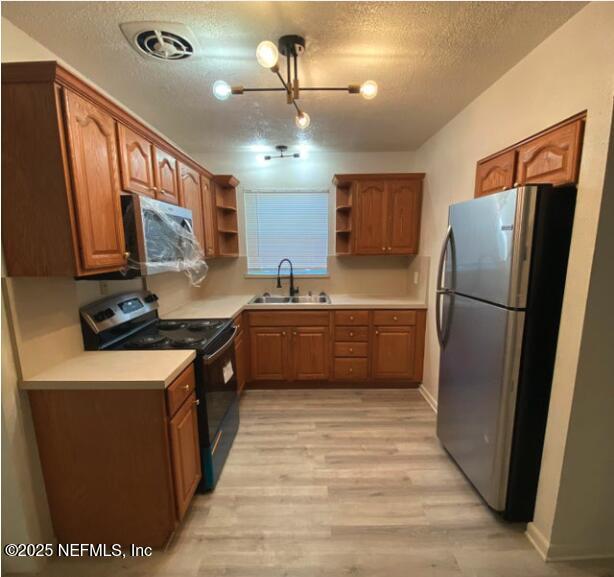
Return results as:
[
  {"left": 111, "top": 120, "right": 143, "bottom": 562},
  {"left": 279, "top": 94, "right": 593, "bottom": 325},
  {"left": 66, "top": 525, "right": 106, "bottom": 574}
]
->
[{"left": 276, "top": 258, "right": 298, "bottom": 297}]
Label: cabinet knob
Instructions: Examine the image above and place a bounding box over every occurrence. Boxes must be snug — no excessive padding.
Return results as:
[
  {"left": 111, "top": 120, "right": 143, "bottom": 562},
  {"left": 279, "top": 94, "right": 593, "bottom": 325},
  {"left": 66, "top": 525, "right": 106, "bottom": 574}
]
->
[
  {"left": 382, "top": 247, "right": 386, "bottom": 251},
  {"left": 349, "top": 368, "right": 353, "bottom": 373},
  {"left": 124, "top": 251, "right": 130, "bottom": 259},
  {"left": 194, "top": 399, "right": 200, "bottom": 406},
  {"left": 375, "top": 330, "right": 379, "bottom": 335},
  {"left": 349, "top": 316, "right": 354, "bottom": 321},
  {"left": 349, "top": 348, "right": 354, "bottom": 353},
  {"left": 388, "top": 247, "right": 392, "bottom": 251},
  {"left": 293, "top": 331, "right": 297, "bottom": 336},
  {"left": 282, "top": 331, "right": 287, "bottom": 336},
  {"left": 393, "top": 316, "right": 398, "bottom": 321},
  {"left": 183, "top": 384, "right": 190, "bottom": 390},
  {"left": 349, "top": 332, "right": 354, "bottom": 337}
]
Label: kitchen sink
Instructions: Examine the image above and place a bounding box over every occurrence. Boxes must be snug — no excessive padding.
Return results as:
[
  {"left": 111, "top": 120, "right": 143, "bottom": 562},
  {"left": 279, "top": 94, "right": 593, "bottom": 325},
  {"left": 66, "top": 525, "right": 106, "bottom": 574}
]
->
[{"left": 249, "top": 293, "right": 331, "bottom": 305}]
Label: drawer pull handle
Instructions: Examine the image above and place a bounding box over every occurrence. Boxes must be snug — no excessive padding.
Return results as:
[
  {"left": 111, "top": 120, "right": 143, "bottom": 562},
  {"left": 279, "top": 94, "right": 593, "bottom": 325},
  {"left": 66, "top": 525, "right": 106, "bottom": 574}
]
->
[
  {"left": 349, "top": 332, "right": 354, "bottom": 337},
  {"left": 183, "top": 384, "right": 190, "bottom": 390}
]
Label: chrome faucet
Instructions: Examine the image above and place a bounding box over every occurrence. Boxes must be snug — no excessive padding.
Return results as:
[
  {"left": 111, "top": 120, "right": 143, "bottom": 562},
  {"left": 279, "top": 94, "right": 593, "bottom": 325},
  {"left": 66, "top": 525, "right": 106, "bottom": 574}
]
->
[{"left": 276, "top": 258, "right": 299, "bottom": 297}]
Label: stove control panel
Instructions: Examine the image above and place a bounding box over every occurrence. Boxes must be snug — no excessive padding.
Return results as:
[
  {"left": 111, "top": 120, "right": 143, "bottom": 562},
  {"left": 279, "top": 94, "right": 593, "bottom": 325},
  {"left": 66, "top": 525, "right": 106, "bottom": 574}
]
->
[{"left": 80, "top": 290, "right": 159, "bottom": 334}]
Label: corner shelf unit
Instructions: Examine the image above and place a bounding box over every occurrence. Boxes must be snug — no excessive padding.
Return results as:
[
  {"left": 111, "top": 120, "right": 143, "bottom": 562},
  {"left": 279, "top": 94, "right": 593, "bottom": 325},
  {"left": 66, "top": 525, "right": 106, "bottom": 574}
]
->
[
  {"left": 212, "top": 175, "right": 240, "bottom": 257},
  {"left": 333, "top": 176, "right": 354, "bottom": 255}
]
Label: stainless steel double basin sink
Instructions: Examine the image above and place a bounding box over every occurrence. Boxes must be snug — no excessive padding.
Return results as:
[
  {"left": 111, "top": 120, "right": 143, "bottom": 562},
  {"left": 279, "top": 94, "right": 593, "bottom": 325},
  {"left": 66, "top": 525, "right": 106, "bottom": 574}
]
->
[{"left": 249, "top": 292, "right": 331, "bottom": 305}]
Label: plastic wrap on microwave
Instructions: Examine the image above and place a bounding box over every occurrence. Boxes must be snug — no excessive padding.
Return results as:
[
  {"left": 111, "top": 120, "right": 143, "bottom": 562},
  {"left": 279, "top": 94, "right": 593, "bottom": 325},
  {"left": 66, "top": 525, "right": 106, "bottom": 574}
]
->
[{"left": 122, "top": 195, "right": 208, "bottom": 286}]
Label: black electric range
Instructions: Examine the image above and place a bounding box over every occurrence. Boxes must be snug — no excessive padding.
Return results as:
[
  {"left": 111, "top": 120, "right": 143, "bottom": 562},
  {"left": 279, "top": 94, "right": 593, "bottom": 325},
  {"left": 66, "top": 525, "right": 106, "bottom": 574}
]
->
[{"left": 80, "top": 290, "right": 240, "bottom": 491}]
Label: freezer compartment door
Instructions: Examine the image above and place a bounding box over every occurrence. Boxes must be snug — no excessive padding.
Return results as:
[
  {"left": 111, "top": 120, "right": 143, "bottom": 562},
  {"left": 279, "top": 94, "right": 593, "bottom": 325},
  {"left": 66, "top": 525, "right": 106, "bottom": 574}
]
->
[
  {"left": 437, "top": 294, "right": 524, "bottom": 511},
  {"left": 447, "top": 187, "right": 536, "bottom": 308}
]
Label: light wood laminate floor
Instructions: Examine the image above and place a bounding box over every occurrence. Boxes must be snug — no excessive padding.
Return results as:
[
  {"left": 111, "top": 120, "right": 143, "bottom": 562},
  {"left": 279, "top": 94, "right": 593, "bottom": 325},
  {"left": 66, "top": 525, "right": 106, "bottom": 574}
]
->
[{"left": 24, "top": 390, "right": 614, "bottom": 577}]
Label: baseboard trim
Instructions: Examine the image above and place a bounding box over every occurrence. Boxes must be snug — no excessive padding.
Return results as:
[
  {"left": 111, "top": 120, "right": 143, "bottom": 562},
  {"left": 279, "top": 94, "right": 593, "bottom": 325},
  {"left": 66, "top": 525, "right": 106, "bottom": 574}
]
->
[
  {"left": 526, "top": 522, "right": 614, "bottom": 562},
  {"left": 419, "top": 384, "right": 438, "bottom": 413},
  {"left": 526, "top": 522, "right": 550, "bottom": 560}
]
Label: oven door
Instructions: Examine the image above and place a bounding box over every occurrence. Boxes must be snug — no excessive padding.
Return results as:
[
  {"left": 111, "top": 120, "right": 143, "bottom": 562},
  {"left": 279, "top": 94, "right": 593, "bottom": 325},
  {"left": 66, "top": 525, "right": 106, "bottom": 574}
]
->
[{"left": 198, "top": 327, "right": 238, "bottom": 444}]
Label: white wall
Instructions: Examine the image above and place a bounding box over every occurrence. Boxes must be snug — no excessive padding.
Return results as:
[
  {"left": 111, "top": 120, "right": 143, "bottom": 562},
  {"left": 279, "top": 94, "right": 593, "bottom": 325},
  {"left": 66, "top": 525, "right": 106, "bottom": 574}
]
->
[{"left": 413, "top": 2, "right": 614, "bottom": 560}]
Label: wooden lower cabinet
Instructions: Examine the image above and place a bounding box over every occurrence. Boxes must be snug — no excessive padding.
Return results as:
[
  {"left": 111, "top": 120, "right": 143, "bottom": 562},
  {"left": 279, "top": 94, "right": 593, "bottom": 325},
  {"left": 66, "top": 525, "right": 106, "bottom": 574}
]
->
[
  {"left": 27, "top": 364, "right": 201, "bottom": 547},
  {"left": 249, "top": 327, "right": 289, "bottom": 381},
  {"left": 168, "top": 391, "right": 201, "bottom": 521},
  {"left": 292, "top": 327, "right": 330, "bottom": 380},
  {"left": 372, "top": 326, "right": 417, "bottom": 380},
  {"left": 246, "top": 309, "right": 426, "bottom": 386}
]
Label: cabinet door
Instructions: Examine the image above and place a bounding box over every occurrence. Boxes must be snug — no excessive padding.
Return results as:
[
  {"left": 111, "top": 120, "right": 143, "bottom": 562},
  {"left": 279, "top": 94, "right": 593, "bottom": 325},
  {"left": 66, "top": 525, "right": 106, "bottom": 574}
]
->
[
  {"left": 475, "top": 150, "right": 517, "bottom": 198},
  {"left": 386, "top": 180, "right": 422, "bottom": 254},
  {"left": 516, "top": 119, "right": 583, "bottom": 186},
  {"left": 154, "top": 147, "right": 180, "bottom": 205},
  {"left": 354, "top": 181, "right": 388, "bottom": 254},
  {"left": 117, "top": 124, "right": 155, "bottom": 197},
  {"left": 292, "top": 327, "right": 330, "bottom": 381},
  {"left": 178, "top": 163, "right": 206, "bottom": 251},
  {"left": 372, "top": 326, "right": 416, "bottom": 380},
  {"left": 200, "top": 175, "right": 217, "bottom": 258},
  {"left": 249, "top": 327, "right": 289, "bottom": 381},
  {"left": 63, "top": 89, "right": 126, "bottom": 272},
  {"left": 169, "top": 393, "right": 201, "bottom": 520}
]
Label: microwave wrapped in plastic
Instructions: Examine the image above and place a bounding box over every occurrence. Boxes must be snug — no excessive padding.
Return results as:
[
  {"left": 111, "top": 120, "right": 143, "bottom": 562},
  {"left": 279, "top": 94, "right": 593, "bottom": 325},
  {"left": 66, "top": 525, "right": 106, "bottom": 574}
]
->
[{"left": 121, "top": 195, "right": 209, "bottom": 286}]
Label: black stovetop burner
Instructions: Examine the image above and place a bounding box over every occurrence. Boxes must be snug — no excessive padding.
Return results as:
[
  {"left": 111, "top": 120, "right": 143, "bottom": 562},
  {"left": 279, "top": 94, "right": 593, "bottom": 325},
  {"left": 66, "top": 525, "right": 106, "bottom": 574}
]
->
[{"left": 119, "top": 318, "right": 231, "bottom": 353}]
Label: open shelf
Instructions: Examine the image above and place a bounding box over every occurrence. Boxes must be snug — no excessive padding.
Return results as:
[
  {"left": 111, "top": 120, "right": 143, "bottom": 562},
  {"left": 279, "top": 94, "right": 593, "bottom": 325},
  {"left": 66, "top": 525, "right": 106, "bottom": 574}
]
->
[
  {"left": 334, "top": 180, "right": 354, "bottom": 254},
  {"left": 212, "top": 175, "right": 240, "bottom": 257}
]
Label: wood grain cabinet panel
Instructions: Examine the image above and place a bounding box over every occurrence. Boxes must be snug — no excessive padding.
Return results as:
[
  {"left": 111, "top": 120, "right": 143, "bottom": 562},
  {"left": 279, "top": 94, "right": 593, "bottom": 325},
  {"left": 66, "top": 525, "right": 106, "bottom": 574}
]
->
[
  {"left": 372, "top": 326, "right": 417, "bottom": 380},
  {"left": 354, "top": 181, "right": 388, "bottom": 254},
  {"left": 334, "top": 358, "right": 368, "bottom": 380},
  {"left": 516, "top": 119, "right": 584, "bottom": 186},
  {"left": 249, "top": 327, "right": 289, "bottom": 381},
  {"left": 169, "top": 392, "right": 201, "bottom": 521},
  {"left": 63, "top": 89, "right": 127, "bottom": 271},
  {"left": 117, "top": 123, "right": 155, "bottom": 197},
  {"left": 179, "top": 163, "right": 206, "bottom": 251},
  {"left": 292, "top": 327, "right": 330, "bottom": 380},
  {"left": 475, "top": 150, "right": 517, "bottom": 198},
  {"left": 387, "top": 180, "right": 422, "bottom": 254},
  {"left": 154, "top": 147, "right": 180, "bottom": 205},
  {"left": 200, "top": 175, "right": 218, "bottom": 258}
]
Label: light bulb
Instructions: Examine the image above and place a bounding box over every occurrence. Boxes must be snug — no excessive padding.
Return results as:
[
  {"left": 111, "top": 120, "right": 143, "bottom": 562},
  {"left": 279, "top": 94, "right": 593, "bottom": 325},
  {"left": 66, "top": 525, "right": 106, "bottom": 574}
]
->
[
  {"left": 212, "top": 80, "right": 231, "bottom": 101},
  {"left": 256, "top": 40, "right": 279, "bottom": 69},
  {"left": 295, "top": 112, "right": 311, "bottom": 130},
  {"left": 360, "top": 80, "right": 378, "bottom": 100}
]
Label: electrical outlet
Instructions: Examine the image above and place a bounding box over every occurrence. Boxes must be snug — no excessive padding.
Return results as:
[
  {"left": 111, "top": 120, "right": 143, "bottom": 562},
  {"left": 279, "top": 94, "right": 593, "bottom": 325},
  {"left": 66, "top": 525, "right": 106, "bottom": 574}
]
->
[{"left": 413, "top": 271, "right": 420, "bottom": 285}]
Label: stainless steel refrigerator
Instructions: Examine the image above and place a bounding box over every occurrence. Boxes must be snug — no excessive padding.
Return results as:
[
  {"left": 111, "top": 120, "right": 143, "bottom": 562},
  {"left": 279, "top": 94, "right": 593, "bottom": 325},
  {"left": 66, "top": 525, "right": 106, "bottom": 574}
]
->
[{"left": 436, "top": 184, "right": 576, "bottom": 521}]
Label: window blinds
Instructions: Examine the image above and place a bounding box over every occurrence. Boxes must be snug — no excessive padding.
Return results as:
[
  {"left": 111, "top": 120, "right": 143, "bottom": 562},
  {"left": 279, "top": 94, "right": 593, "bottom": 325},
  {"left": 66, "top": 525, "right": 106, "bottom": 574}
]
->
[{"left": 244, "top": 191, "right": 329, "bottom": 275}]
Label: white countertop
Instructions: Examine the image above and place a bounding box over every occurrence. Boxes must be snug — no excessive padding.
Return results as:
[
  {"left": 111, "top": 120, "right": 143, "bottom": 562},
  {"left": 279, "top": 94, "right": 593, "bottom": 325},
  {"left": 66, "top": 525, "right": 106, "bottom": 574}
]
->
[
  {"left": 164, "top": 294, "right": 427, "bottom": 320},
  {"left": 21, "top": 350, "right": 196, "bottom": 391}
]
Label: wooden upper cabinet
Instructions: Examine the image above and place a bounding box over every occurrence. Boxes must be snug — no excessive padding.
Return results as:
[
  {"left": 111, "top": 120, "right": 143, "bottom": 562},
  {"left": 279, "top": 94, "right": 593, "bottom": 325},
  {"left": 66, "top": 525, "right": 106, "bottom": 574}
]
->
[
  {"left": 200, "top": 175, "right": 218, "bottom": 258},
  {"left": 178, "top": 163, "right": 206, "bottom": 251},
  {"left": 516, "top": 118, "right": 584, "bottom": 186},
  {"left": 117, "top": 124, "right": 155, "bottom": 197},
  {"left": 387, "top": 180, "right": 422, "bottom": 254},
  {"left": 292, "top": 327, "right": 330, "bottom": 381},
  {"left": 168, "top": 392, "right": 201, "bottom": 521},
  {"left": 354, "top": 181, "right": 388, "bottom": 254},
  {"left": 475, "top": 114, "right": 585, "bottom": 197},
  {"left": 475, "top": 150, "right": 517, "bottom": 198},
  {"left": 154, "top": 147, "right": 180, "bottom": 205},
  {"left": 63, "top": 89, "right": 127, "bottom": 271}
]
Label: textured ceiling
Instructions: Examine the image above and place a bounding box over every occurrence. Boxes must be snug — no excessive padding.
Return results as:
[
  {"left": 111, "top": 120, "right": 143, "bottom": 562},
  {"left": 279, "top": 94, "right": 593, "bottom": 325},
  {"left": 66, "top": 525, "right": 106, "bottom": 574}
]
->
[{"left": 3, "top": 1, "right": 585, "bottom": 153}]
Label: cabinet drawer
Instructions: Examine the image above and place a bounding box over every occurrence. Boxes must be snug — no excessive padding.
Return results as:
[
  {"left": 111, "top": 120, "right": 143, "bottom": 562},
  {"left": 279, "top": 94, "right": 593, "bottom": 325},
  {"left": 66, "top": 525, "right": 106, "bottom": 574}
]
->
[
  {"left": 335, "top": 326, "right": 369, "bottom": 342},
  {"left": 334, "top": 358, "right": 368, "bottom": 380},
  {"left": 334, "top": 342, "right": 368, "bottom": 358},
  {"left": 334, "top": 310, "right": 369, "bottom": 325},
  {"left": 248, "top": 311, "right": 330, "bottom": 327},
  {"left": 373, "top": 310, "right": 417, "bottom": 326},
  {"left": 166, "top": 364, "right": 196, "bottom": 417}
]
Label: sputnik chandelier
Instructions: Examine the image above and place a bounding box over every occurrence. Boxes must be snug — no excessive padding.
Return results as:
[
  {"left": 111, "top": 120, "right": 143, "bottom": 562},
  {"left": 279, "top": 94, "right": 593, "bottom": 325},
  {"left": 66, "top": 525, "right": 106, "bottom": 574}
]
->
[{"left": 212, "top": 34, "right": 378, "bottom": 130}]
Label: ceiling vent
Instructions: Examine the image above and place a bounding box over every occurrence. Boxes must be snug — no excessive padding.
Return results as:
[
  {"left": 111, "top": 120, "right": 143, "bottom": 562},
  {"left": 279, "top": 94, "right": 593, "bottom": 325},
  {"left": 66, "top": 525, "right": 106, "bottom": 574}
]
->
[{"left": 120, "top": 22, "right": 197, "bottom": 61}]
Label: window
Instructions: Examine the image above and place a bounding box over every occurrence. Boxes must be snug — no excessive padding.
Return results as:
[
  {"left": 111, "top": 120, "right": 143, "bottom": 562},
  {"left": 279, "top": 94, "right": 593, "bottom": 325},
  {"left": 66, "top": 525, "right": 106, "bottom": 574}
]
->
[{"left": 244, "top": 191, "right": 329, "bottom": 276}]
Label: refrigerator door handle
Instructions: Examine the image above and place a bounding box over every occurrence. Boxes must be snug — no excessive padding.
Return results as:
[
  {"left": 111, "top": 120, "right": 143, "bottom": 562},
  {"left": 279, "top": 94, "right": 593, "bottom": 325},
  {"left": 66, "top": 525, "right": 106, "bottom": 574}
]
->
[{"left": 436, "top": 225, "right": 456, "bottom": 347}]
